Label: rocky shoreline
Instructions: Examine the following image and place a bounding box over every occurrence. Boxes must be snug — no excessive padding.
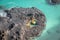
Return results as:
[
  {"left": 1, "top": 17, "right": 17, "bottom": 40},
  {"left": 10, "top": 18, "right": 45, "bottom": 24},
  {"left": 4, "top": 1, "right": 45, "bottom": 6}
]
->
[{"left": 0, "top": 7, "right": 46, "bottom": 40}]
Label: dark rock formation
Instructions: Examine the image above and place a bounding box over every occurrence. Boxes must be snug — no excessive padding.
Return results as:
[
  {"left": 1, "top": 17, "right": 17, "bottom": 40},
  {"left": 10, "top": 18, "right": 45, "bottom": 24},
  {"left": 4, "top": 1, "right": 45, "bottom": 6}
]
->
[
  {"left": 0, "top": 7, "right": 46, "bottom": 40},
  {"left": 46, "top": 0, "right": 60, "bottom": 5}
]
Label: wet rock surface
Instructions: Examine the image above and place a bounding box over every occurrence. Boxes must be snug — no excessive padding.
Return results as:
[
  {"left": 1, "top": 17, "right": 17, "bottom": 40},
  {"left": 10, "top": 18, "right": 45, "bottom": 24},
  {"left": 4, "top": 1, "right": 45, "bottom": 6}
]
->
[{"left": 0, "top": 7, "right": 46, "bottom": 40}]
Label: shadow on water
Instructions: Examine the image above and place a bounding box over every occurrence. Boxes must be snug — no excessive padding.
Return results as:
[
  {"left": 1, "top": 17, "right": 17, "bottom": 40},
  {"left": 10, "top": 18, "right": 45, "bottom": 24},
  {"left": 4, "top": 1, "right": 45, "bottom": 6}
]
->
[{"left": 0, "top": 5, "right": 6, "bottom": 10}]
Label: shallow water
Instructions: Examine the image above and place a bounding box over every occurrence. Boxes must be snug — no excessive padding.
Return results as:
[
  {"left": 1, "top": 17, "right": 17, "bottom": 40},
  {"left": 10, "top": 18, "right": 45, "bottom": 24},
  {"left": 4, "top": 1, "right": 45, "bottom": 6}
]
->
[{"left": 0, "top": 0, "right": 60, "bottom": 40}]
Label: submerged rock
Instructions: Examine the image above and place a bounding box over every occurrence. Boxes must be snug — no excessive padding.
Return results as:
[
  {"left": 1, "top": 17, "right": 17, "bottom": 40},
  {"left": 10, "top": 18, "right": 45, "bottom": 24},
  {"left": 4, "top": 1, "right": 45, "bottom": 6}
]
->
[
  {"left": 0, "top": 7, "right": 46, "bottom": 40},
  {"left": 46, "top": 0, "right": 60, "bottom": 5}
]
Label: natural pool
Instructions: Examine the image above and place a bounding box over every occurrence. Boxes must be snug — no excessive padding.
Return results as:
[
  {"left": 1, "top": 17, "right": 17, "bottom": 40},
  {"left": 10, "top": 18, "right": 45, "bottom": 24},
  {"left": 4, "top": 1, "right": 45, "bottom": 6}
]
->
[{"left": 0, "top": 0, "right": 60, "bottom": 40}]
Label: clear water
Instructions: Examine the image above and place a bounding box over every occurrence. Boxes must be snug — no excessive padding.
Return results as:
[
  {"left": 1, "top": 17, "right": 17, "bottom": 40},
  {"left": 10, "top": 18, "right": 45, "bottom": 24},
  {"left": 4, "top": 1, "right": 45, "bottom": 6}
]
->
[{"left": 0, "top": 0, "right": 60, "bottom": 40}]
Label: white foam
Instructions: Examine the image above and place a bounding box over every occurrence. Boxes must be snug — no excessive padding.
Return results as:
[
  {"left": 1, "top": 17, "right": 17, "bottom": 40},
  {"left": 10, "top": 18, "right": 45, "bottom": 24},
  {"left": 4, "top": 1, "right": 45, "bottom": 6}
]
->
[{"left": 0, "top": 10, "right": 7, "bottom": 17}]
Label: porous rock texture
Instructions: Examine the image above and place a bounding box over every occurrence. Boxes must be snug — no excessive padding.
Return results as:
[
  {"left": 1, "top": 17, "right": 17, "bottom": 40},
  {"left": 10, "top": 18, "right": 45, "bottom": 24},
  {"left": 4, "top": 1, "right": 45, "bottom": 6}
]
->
[{"left": 0, "top": 7, "right": 46, "bottom": 40}]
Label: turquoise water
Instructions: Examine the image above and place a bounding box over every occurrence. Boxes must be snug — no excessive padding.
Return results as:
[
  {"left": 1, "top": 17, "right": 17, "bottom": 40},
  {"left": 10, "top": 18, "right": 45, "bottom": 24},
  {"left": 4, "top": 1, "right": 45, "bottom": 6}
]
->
[{"left": 0, "top": 0, "right": 60, "bottom": 40}]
